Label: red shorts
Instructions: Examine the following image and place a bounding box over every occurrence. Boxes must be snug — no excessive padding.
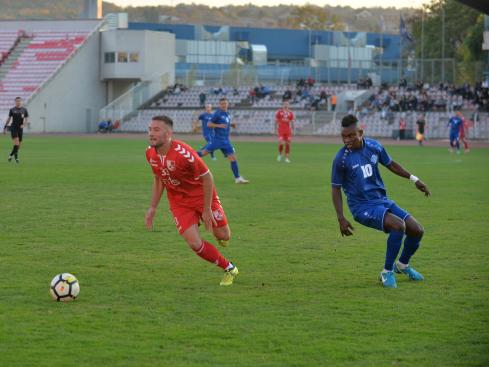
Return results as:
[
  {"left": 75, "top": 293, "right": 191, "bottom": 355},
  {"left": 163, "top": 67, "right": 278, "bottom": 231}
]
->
[
  {"left": 278, "top": 132, "right": 292, "bottom": 142},
  {"left": 171, "top": 199, "right": 228, "bottom": 234}
]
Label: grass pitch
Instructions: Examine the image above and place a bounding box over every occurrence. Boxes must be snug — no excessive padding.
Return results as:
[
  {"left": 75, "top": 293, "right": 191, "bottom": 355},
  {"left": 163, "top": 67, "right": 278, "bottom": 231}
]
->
[{"left": 1, "top": 135, "right": 488, "bottom": 367}]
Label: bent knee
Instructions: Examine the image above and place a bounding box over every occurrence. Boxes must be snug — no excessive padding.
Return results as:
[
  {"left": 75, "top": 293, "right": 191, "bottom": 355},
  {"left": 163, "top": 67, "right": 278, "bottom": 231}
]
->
[
  {"left": 392, "top": 221, "right": 406, "bottom": 233},
  {"left": 215, "top": 228, "right": 231, "bottom": 241},
  {"left": 411, "top": 223, "right": 424, "bottom": 238},
  {"left": 186, "top": 239, "right": 203, "bottom": 251}
]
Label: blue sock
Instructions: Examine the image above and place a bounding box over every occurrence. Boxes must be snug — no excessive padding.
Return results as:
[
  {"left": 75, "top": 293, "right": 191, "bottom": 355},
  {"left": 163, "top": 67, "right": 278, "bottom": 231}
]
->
[
  {"left": 230, "top": 161, "right": 240, "bottom": 178},
  {"left": 456, "top": 140, "right": 460, "bottom": 150},
  {"left": 210, "top": 151, "right": 215, "bottom": 158},
  {"left": 398, "top": 235, "right": 421, "bottom": 265},
  {"left": 385, "top": 230, "right": 404, "bottom": 271},
  {"left": 197, "top": 151, "right": 203, "bottom": 157}
]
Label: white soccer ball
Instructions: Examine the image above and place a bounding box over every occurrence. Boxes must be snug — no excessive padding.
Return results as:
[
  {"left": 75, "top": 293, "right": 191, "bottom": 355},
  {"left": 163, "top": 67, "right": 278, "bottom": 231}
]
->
[{"left": 49, "top": 273, "right": 80, "bottom": 302}]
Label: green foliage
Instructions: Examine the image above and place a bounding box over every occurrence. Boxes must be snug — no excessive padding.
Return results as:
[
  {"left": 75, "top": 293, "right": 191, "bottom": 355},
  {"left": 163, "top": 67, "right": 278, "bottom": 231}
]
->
[
  {"left": 409, "top": 0, "right": 485, "bottom": 83},
  {"left": 0, "top": 135, "right": 488, "bottom": 366},
  {"left": 0, "top": 0, "right": 414, "bottom": 33},
  {"left": 285, "top": 5, "right": 340, "bottom": 31}
]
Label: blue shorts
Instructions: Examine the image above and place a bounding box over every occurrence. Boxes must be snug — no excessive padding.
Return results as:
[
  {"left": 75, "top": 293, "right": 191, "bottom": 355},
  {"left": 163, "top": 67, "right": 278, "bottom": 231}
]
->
[
  {"left": 203, "top": 134, "right": 213, "bottom": 143},
  {"left": 204, "top": 140, "right": 235, "bottom": 157},
  {"left": 351, "top": 199, "right": 410, "bottom": 232},
  {"left": 449, "top": 132, "right": 459, "bottom": 143}
]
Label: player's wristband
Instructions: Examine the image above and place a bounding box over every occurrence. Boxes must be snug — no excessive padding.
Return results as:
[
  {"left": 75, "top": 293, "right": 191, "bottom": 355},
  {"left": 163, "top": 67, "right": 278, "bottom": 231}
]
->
[{"left": 409, "top": 175, "right": 419, "bottom": 183}]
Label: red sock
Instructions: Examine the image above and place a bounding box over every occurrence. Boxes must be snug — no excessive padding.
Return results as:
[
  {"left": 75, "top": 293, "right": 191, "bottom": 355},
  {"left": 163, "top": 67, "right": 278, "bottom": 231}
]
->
[
  {"left": 278, "top": 144, "right": 283, "bottom": 154},
  {"left": 463, "top": 140, "right": 469, "bottom": 149},
  {"left": 285, "top": 143, "right": 290, "bottom": 155},
  {"left": 194, "top": 241, "right": 230, "bottom": 269}
]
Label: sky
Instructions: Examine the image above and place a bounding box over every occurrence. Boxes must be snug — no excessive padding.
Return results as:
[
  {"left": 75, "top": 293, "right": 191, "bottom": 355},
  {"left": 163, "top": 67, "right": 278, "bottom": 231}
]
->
[{"left": 109, "top": 0, "right": 428, "bottom": 9}]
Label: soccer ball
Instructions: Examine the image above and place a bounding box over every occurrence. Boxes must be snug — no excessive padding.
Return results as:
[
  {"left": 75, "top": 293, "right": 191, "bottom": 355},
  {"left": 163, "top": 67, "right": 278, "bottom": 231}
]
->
[{"left": 49, "top": 273, "right": 80, "bottom": 302}]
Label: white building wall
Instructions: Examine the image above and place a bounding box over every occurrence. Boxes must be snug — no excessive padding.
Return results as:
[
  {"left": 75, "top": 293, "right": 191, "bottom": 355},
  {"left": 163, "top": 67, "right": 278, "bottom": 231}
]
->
[
  {"left": 26, "top": 31, "right": 106, "bottom": 132},
  {"left": 101, "top": 30, "right": 175, "bottom": 82}
]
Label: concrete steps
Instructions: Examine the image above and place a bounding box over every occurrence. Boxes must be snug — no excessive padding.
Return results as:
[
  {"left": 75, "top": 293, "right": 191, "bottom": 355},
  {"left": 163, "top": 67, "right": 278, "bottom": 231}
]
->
[{"left": 0, "top": 38, "right": 32, "bottom": 80}]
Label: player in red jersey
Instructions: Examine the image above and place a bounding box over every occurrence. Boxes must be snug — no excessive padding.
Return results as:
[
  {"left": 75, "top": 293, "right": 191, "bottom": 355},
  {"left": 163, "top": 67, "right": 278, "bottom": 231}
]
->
[
  {"left": 144, "top": 115, "right": 239, "bottom": 286},
  {"left": 459, "top": 115, "right": 471, "bottom": 153},
  {"left": 275, "top": 101, "right": 295, "bottom": 163}
]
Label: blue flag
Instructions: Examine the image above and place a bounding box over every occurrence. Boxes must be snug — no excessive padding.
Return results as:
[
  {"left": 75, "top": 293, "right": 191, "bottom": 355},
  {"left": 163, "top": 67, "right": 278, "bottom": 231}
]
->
[{"left": 400, "top": 15, "right": 414, "bottom": 42}]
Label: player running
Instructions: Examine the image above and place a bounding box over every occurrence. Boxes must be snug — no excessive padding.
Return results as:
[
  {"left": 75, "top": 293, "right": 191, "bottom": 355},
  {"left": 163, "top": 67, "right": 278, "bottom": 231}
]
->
[
  {"left": 447, "top": 111, "right": 463, "bottom": 154},
  {"left": 145, "top": 115, "right": 239, "bottom": 286},
  {"left": 331, "top": 115, "right": 431, "bottom": 289},
  {"left": 415, "top": 113, "right": 426, "bottom": 147},
  {"left": 459, "top": 115, "right": 470, "bottom": 153},
  {"left": 3, "top": 97, "right": 29, "bottom": 163},
  {"left": 275, "top": 101, "right": 295, "bottom": 163},
  {"left": 198, "top": 97, "right": 249, "bottom": 184},
  {"left": 192, "top": 103, "right": 216, "bottom": 160}
]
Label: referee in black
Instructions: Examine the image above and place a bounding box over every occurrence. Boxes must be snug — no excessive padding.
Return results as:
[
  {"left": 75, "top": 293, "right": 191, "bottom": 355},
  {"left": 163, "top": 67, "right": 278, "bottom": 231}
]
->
[{"left": 3, "top": 97, "right": 29, "bottom": 163}]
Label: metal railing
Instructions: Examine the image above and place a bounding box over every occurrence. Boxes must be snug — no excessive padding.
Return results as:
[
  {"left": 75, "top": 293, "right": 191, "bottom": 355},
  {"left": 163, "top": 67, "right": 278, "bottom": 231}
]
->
[
  {"left": 174, "top": 58, "right": 468, "bottom": 87},
  {"left": 99, "top": 72, "right": 171, "bottom": 123}
]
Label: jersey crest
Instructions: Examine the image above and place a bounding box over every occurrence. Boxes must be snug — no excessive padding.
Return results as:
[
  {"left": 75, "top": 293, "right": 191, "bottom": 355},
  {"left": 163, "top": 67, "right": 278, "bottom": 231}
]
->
[{"left": 167, "top": 160, "right": 176, "bottom": 171}]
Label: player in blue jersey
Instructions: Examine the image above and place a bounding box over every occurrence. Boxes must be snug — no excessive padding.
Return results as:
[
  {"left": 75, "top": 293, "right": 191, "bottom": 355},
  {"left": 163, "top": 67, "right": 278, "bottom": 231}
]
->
[
  {"left": 198, "top": 97, "right": 249, "bottom": 184},
  {"left": 331, "top": 115, "right": 431, "bottom": 288},
  {"left": 447, "top": 111, "right": 463, "bottom": 154},
  {"left": 192, "top": 103, "right": 216, "bottom": 160}
]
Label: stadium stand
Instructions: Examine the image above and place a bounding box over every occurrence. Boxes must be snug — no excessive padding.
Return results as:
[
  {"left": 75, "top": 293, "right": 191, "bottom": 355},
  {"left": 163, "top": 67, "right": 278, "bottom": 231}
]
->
[{"left": 0, "top": 30, "right": 90, "bottom": 112}]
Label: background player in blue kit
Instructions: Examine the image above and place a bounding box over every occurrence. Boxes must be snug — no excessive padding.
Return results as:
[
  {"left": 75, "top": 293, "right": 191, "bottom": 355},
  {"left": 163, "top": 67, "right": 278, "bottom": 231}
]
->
[
  {"left": 198, "top": 97, "right": 249, "bottom": 184},
  {"left": 193, "top": 103, "right": 216, "bottom": 160},
  {"left": 447, "top": 111, "right": 463, "bottom": 154},
  {"left": 331, "top": 115, "right": 431, "bottom": 288}
]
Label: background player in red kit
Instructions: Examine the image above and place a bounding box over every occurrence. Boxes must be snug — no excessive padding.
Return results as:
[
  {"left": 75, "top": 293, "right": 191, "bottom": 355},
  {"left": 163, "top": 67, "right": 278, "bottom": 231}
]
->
[
  {"left": 459, "top": 114, "right": 471, "bottom": 153},
  {"left": 275, "top": 101, "right": 295, "bottom": 163},
  {"left": 144, "top": 115, "right": 239, "bottom": 286}
]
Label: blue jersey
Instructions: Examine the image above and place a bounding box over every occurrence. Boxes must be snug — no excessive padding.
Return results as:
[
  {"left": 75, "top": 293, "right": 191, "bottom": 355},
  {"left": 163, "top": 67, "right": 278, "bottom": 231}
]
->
[
  {"left": 210, "top": 109, "right": 232, "bottom": 142},
  {"left": 448, "top": 116, "right": 463, "bottom": 135},
  {"left": 198, "top": 112, "right": 214, "bottom": 139},
  {"left": 331, "top": 138, "right": 393, "bottom": 212}
]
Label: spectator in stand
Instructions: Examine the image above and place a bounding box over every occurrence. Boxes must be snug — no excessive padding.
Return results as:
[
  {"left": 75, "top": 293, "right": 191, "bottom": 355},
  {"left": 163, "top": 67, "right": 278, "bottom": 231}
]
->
[
  {"left": 283, "top": 89, "right": 292, "bottom": 101},
  {"left": 199, "top": 92, "right": 207, "bottom": 108},
  {"left": 416, "top": 114, "right": 426, "bottom": 146},
  {"left": 399, "top": 116, "right": 407, "bottom": 140},
  {"left": 330, "top": 94, "right": 337, "bottom": 112},
  {"left": 249, "top": 88, "right": 256, "bottom": 104},
  {"left": 306, "top": 76, "right": 315, "bottom": 88}
]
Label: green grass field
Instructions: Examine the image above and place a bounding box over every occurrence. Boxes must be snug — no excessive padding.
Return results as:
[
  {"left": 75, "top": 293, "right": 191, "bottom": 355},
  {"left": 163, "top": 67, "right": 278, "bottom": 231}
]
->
[{"left": 1, "top": 135, "right": 488, "bottom": 367}]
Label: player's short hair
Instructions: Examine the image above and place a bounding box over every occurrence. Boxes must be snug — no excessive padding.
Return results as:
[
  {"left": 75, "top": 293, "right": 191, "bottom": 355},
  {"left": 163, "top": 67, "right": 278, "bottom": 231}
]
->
[
  {"left": 341, "top": 114, "right": 358, "bottom": 128},
  {"left": 152, "top": 115, "right": 173, "bottom": 128},
  {"left": 15, "top": 97, "right": 21, "bottom": 101},
  {"left": 219, "top": 97, "right": 228, "bottom": 102}
]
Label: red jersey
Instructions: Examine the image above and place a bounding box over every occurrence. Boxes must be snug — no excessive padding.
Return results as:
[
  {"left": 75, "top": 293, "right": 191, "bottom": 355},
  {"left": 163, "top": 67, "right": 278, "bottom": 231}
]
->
[
  {"left": 275, "top": 109, "right": 294, "bottom": 135},
  {"left": 146, "top": 140, "right": 217, "bottom": 208}
]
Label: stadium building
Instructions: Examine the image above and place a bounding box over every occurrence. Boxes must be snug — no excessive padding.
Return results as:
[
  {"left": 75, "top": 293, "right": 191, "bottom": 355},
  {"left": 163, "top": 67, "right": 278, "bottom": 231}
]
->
[{"left": 0, "top": 0, "right": 488, "bottom": 139}]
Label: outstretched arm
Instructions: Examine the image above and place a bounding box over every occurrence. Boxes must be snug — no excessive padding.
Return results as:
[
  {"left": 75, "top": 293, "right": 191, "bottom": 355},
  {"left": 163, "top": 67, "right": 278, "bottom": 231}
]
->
[
  {"left": 207, "top": 122, "right": 227, "bottom": 129},
  {"left": 332, "top": 186, "right": 354, "bottom": 236},
  {"left": 386, "top": 161, "right": 431, "bottom": 197},
  {"left": 145, "top": 176, "right": 165, "bottom": 230}
]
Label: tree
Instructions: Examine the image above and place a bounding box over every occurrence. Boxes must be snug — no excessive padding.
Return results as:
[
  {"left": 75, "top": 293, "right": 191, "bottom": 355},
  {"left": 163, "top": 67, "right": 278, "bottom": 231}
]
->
[
  {"left": 410, "top": 0, "right": 483, "bottom": 61},
  {"left": 286, "top": 5, "right": 341, "bottom": 30},
  {"left": 409, "top": 0, "right": 484, "bottom": 82}
]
